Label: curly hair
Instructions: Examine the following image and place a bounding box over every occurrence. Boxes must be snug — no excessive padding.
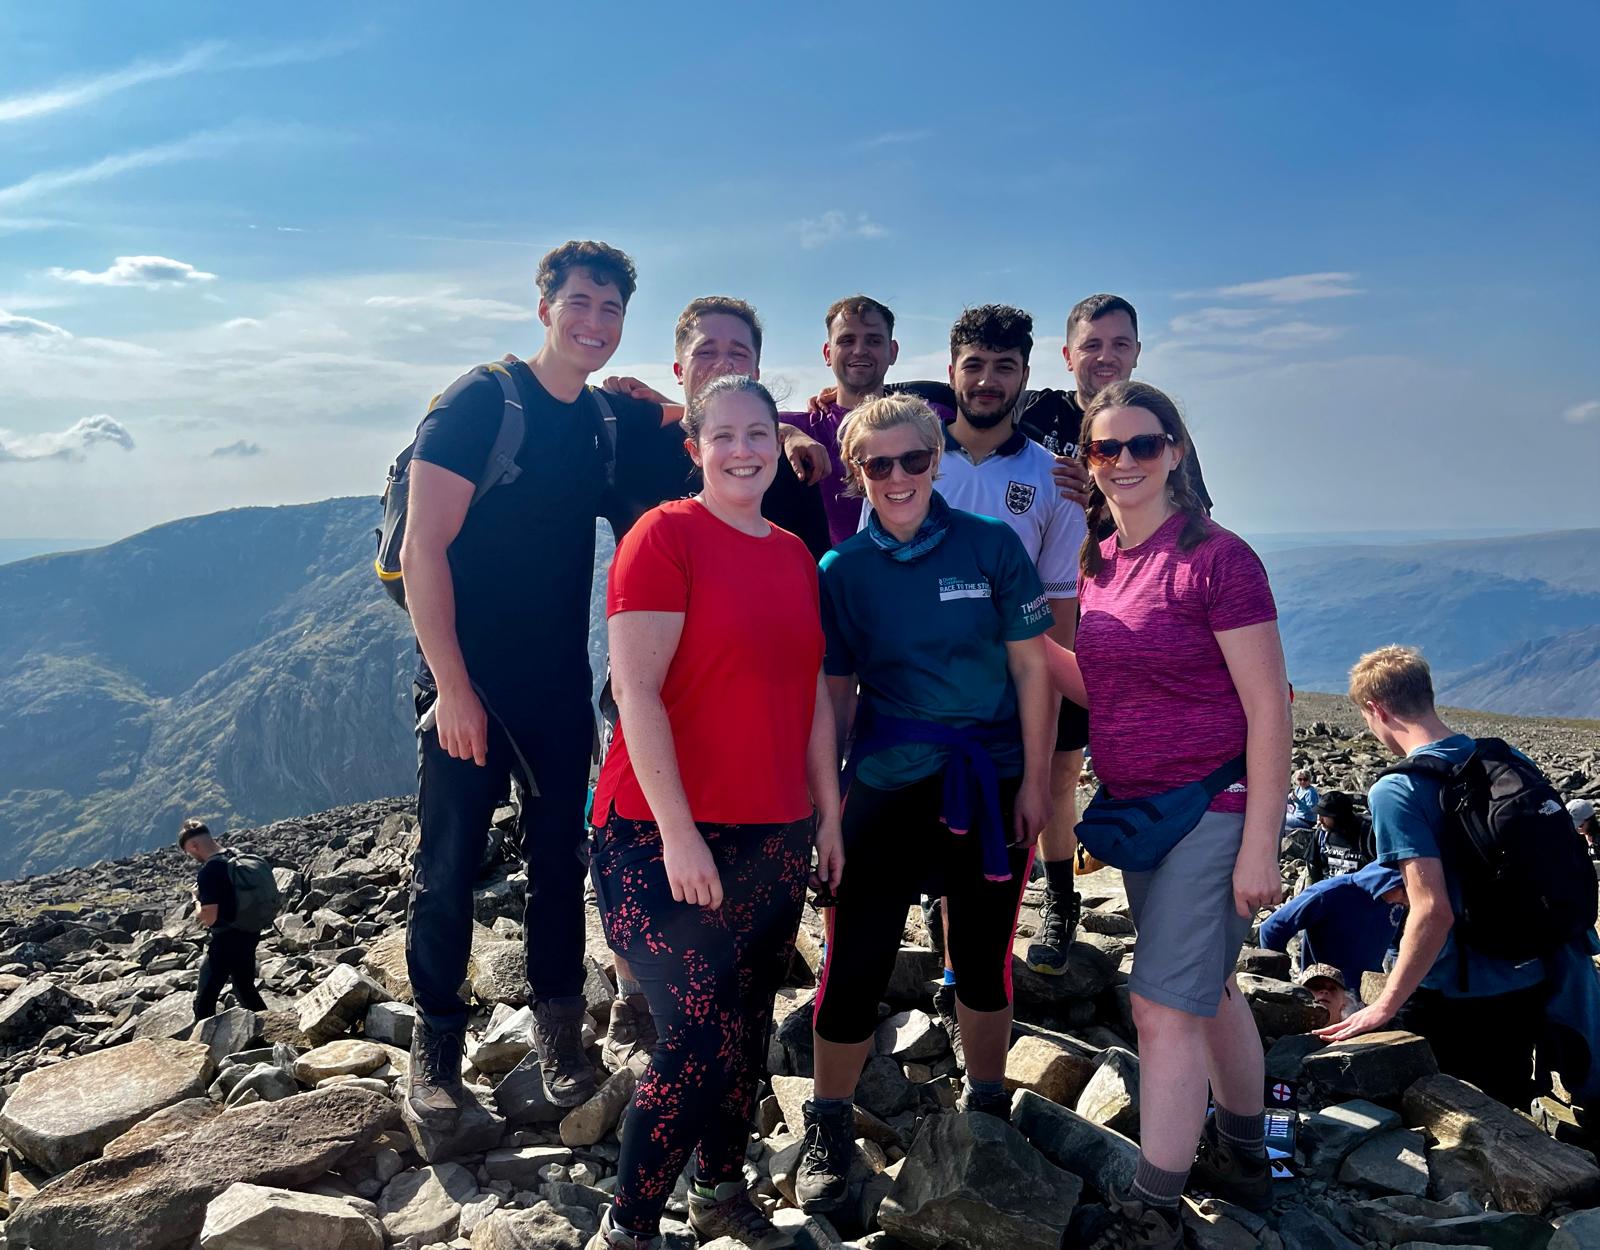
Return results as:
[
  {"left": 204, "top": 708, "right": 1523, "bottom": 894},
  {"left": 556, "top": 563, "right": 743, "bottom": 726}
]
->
[
  {"left": 535, "top": 240, "right": 637, "bottom": 306},
  {"left": 949, "top": 303, "right": 1033, "bottom": 362}
]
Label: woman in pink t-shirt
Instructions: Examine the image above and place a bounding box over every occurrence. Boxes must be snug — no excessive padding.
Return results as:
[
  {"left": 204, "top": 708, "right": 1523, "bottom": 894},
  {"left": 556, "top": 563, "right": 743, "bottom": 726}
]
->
[
  {"left": 590, "top": 375, "right": 844, "bottom": 1250},
  {"left": 1046, "top": 381, "right": 1291, "bottom": 1250}
]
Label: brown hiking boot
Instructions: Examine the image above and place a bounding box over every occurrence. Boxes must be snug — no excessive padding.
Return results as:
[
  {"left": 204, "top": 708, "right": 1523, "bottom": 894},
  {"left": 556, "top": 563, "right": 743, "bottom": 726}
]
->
[
  {"left": 403, "top": 1015, "right": 466, "bottom": 1126},
  {"left": 585, "top": 1208, "right": 659, "bottom": 1250},
  {"left": 601, "top": 992, "right": 657, "bottom": 1074},
  {"left": 1082, "top": 1186, "right": 1183, "bottom": 1250},
  {"left": 1188, "top": 1117, "right": 1272, "bottom": 1211},
  {"left": 532, "top": 995, "right": 598, "bottom": 1107},
  {"left": 687, "top": 1177, "right": 795, "bottom": 1249}
]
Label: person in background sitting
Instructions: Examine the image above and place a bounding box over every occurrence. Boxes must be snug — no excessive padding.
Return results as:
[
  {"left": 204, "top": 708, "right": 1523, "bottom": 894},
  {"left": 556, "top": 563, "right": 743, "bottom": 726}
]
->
[
  {"left": 1570, "top": 799, "right": 1598, "bottom": 860},
  {"left": 1284, "top": 768, "right": 1318, "bottom": 829}
]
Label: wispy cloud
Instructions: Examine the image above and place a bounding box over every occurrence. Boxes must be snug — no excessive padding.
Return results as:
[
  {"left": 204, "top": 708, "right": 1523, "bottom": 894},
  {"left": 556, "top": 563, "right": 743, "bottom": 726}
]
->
[
  {"left": 0, "top": 310, "right": 71, "bottom": 338},
  {"left": 0, "top": 33, "right": 367, "bottom": 126},
  {"left": 365, "top": 291, "right": 533, "bottom": 322},
  {"left": 1186, "top": 272, "right": 1362, "bottom": 303},
  {"left": 798, "top": 210, "right": 889, "bottom": 250},
  {"left": 0, "top": 128, "right": 253, "bottom": 210},
  {"left": 1564, "top": 399, "right": 1600, "bottom": 425},
  {"left": 210, "top": 439, "right": 263, "bottom": 458},
  {"left": 0, "top": 415, "right": 134, "bottom": 463},
  {"left": 858, "top": 129, "right": 933, "bottom": 150},
  {"left": 49, "top": 255, "right": 217, "bottom": 288},
  {"left": 222, "top": 317, "right": 262, "bottom": 330}
]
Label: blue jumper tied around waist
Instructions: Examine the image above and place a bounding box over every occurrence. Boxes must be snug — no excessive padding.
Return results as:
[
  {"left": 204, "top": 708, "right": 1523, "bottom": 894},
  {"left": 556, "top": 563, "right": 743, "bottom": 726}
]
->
[{"left": 841, "top": 704, "right": 1021, "bottom": 883}]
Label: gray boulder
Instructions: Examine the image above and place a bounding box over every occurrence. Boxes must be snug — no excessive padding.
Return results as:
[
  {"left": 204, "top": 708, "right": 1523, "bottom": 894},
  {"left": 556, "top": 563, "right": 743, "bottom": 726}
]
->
[
  {"left": 1074, "top": 1047, "right": 1140, "bottom": 1137},
  {"left": 1011, "top": 1089, "right": 1139, "bottom": 1196},
  {"left": 469, "top": 1199, "right": 597, "bottom": 1249},
  {"left": 1301, "top": 1030, "right": 1438, "bottom": 1105},
  {"left": 198, "top": 1181, "right": 384, "bottom": 1249},
  {"left": 378, "top": 1161, "right": 479, "bottom": 1248}
]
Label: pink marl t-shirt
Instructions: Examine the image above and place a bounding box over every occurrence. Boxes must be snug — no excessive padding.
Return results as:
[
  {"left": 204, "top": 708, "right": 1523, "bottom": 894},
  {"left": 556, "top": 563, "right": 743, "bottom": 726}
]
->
[{"left": 1076, "top": 512, "right": 1277, "bottom": 813}]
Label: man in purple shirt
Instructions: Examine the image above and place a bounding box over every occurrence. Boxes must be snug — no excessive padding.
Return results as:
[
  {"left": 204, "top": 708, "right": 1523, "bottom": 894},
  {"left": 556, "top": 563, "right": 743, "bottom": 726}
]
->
[{"left": 787, "top": 296, "right": 953, "bottom": 547}]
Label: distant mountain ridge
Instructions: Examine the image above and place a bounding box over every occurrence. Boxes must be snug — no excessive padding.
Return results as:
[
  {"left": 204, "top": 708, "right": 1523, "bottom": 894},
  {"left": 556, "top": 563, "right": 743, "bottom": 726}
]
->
[{"left": 0, "top": 500, "right": 1593, "bottom": 878}]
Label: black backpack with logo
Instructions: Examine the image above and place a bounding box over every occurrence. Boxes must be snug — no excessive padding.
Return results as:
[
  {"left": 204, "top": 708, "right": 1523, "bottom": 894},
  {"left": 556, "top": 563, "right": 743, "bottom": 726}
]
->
[
  {"left": 1381, "top": 738, "right": 1598, "bottom": 968},
  {"left": 375, "top": 357, "right": 616, "bottom": 610}
]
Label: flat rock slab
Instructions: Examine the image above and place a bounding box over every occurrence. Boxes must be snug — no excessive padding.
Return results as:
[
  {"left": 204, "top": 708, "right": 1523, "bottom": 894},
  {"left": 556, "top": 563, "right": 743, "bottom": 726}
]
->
[
  {"left": 879, "top": 1110, "right": 1081, "bottom": 1250},
  {"left": 199, "top": 1181, "right": 384, "bottom": 1249},
  {"left": 469, "top": 1199, "right": 597, "bottom": 1249},
  {"left": 1005, "top": 1034, "right": 1098, "bottom": 1107},
  {"left": 403, "top": 1088, "right": 506, "bottom": 1163},
  {"left": 378, "top": 1161, "right": 478, "bottom": 1246},
  {"left": 1344, "top": 1192, "right": 1556, "bottom": 1249},
  {"left": 1301, "top": 1030, "right": 1438, "bottom": 1105},
  {"left": 298, "top": 965, "right": 390, "bottom": 1045},
  {"left": 0, "top": 980, "right": 80, "bottom": 1042},
  {"left": 1301, "top": 1099, "right": 1402, "bottom": 1176},
  {"left": 559, "top": 1067, "right": 635, "bottom": 1148},
  {"left": 1404, "top": 1073, "right": 1600, "bottom": 1214},
  {"left": 7, "top": 1084, "right": 399, "bottom": 1250},
  {"left": 1552, "top": 1208, "right": 1600, "bottom": 1250},
  {"left": 1012, "top": 1089, "right": 1139, "bottom": 1197},
  {"left": 293, "top": 1039, "right": 389, "bottom": 1084},
  {"left": 1074, "top": 1047, "right": 1140, "bottom": 1137},
  {"left": 0, "top": 1037, "right": 214, "bottom": 1173},
  {"left": 133, "top": 989, "right": 199, "bottom": 1041},
  {"left": 1338, "top": 1128, "right": 1430, "bottom": 1197},
  {"left": 187, "top": 1008, "right": 262, "bottom": 1064}
]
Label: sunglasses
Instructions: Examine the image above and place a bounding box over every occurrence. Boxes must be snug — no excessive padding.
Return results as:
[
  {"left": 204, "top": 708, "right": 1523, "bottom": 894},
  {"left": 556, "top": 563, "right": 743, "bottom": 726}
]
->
[
  {"left": 1083, "top": 433, "right": 1175, "bottom": 466},
  {"left": 853, "top": 449, "right": 934, "bottom": 480}
]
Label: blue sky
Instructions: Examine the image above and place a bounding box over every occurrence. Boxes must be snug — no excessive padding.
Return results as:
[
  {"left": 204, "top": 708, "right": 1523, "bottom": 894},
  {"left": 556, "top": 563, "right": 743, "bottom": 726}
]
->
[{"left": 2, "top": 2, "right": 1597, "bottom": 541}]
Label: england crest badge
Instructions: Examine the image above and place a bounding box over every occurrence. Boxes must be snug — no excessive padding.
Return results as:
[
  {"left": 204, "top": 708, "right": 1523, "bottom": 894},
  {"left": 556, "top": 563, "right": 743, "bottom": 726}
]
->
[{"left": 1005, "top": 480, "right": 1036, "bottom": 515}]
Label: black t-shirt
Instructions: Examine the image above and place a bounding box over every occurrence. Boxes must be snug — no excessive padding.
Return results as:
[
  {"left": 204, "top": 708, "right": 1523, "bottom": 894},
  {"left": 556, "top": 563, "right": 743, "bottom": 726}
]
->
[
  {"left": 196, "top": 855, "right": 237, "bottom": 926},
  {"left": 410, "top": 361, "right": 662, "bottom": 709},
  {"left": 889, "top": 381, "right": 1214, "bottom": 531},
  {"left": 602, "top": 392, "right": 831, "bottom": 559}
]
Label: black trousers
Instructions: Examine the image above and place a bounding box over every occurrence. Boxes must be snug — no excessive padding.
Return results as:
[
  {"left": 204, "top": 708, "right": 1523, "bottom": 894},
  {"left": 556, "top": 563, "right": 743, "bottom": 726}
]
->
[
  {"left": 406, "top": 685, "right": 593, "bottom": 1032},
  {"left": 1394, "top": 981, "right": 1548, "bottom": 1108},
  {"left": 194, "top": 928, "right": 266, "bottom": 1017}
]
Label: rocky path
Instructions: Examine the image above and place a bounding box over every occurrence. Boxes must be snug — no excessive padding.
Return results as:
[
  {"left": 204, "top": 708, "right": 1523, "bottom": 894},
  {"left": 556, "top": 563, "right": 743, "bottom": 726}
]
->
[{"left": 0, "top": 702, "right": 1597, "bottom": 1248}]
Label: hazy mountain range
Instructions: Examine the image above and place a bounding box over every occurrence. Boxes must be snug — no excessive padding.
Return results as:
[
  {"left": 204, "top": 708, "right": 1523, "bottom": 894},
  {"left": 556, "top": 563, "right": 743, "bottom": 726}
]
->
[{"left": 1, "top": 500, "right": 1594, "bottom": 878}]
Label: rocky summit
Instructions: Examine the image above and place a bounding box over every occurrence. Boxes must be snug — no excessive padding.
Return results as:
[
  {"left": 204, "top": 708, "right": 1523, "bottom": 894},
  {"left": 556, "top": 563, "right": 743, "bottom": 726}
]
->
[{"left": 0, "top": 700, "right": 1596, "bottom": 1249}]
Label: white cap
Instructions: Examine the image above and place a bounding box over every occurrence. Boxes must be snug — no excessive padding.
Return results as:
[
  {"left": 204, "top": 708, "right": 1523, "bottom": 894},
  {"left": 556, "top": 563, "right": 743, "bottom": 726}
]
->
[{"left": 1568, "top": 798, "right": 1595, "bottom": 827}]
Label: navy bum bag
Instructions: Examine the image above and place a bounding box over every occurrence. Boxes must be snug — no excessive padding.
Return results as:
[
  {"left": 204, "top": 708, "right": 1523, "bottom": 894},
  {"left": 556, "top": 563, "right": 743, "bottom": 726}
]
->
[{"left": 1075, "top": 755, "right": 1247, "bottom": 873}]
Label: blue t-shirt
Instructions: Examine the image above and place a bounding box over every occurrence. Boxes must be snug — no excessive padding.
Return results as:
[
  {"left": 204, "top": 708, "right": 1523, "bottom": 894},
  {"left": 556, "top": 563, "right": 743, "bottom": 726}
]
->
[
  {"left": 820, "top": 509, "right": 1051, "bottom": 789},
  {"left": 1368, "top": 734, "right": 1546, "bottom": 998}
]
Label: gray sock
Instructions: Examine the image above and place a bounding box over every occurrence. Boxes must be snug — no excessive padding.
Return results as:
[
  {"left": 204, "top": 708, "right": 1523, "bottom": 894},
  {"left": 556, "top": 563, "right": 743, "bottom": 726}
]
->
[
  {"left": 616, "top": 975, "right": 644, "bottom": 999},
  {"left": 1213, "top": 1103, "right": 1265, "bottom": 1155},
  {"left": 1130, "top": 1154, "right": 1188, "bottom": 1211},
  {"left": 810, "top": 1095, "right": 853, "bottom": 1115},
  {"left": 965, "top": 1076, "right": 1006, "bottom": 1099}
]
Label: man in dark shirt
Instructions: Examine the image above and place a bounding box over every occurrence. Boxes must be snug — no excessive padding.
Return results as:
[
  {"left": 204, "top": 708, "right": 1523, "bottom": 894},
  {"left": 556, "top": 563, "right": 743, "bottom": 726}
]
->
[
  {"left": 400, "top": 241, "right": 674, "bottom": 1129},
  {"left": 182, "top": 818, "right": 267, "bottom": 1019}
]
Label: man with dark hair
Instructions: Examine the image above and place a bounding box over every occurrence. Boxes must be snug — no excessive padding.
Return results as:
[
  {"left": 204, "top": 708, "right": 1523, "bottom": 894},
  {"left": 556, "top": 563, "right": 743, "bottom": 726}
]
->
[
  {"left": 180, "top": 819, "right": 269, "bottom": 1019},
  {"left": 400, "top": 239, "right": 674, "bottom": 1131}
]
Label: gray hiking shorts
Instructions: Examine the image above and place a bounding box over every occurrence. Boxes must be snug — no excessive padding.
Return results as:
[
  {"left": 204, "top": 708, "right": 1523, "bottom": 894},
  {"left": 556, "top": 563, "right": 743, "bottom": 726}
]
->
[{"left": 1123, "top": 809, "right": 1251, "bottom": 1017}]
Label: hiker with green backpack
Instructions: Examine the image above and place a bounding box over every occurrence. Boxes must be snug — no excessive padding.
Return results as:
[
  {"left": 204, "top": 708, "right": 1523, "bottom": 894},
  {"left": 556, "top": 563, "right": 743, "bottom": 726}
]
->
[{"left": 179, "top": 817, "right": 280, "bottom": 1018}]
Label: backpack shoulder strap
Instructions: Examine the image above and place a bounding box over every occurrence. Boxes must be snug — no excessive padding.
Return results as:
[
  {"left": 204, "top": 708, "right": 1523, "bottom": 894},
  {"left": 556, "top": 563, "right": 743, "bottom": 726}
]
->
[
  {"left": 1378, "top": 753, "right": 1456, "bottom": 781},
  {"left": 472, "top": 361, "right": 526, "bottom": 505},
  {"left": 587, "top": 385, "right": 618, "bottom": 475}
]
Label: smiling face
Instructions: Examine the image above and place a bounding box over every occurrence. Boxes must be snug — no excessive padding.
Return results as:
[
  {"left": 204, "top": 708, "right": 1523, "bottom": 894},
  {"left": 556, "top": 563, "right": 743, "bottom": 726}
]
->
[
  {"left": 856, "top": 423, "right": 938, "bottom": 535},
  {"left": 1064, "top": 309, "right": 1140, "bottom": 400},
  {"left": 824, "top": 307, "right": 898, "bottom": 397},
  {"left": 538, "top": 268, "right": 625, "bottom": 375},
  {"left": 1084, "top": 404, "right": 1183, "bottom": 511},
  {"left": 687, "top": 388, "right": 778, "bottom": 511},
  {"left": 950, "top": 344, "right": 1029, "bottom": 430},
  {"left": 675, "top": 311, "right": 760, "bottom": 401}
]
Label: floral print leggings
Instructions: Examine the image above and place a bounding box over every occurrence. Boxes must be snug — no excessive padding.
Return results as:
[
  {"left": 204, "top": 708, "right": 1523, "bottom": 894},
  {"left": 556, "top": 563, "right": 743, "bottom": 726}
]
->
[{"left": 592, "top": 811, "right": 813, "bottom": 1236}]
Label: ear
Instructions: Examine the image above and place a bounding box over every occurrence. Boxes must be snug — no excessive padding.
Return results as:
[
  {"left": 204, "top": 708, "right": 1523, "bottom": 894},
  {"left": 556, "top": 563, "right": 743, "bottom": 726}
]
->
[
  {"left": 684, "top": 435, "right": 702, "bottom": 467},
  {"left": 1130, "top": 339, "right": 1142, "bottom": 370},
  {"left": 749, "top": 365, "right": 761, "bottom": 382},
  {"left": 537, "top": 297, "right": 552, "bottom": 328},
  {"left": 1061, "top": 341, "right": 1073, "bottom": 369},
  {"left": 947, "top": 359, "right": 957, "bottom": 385},
  {"left": 822, "top": 342, "right": 833, "bottom": 367},
  {"left": 673, "top": 361, "right": 684, "bottom": 385},
  {"left": 887, "top": 338, "right": 900, "bottom": 366},
  {"left": 1020, "top": 363, "right": 1031, "bottom": 392}
]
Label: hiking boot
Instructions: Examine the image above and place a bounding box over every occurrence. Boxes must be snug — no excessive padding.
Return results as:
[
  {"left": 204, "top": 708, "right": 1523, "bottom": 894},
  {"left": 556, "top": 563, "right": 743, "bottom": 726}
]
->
[
  {"left": 921, "top": 896, "right": 945, "bottom": 961},
  {"left": 687, "top": 1177, "right": 795, "bottom": 1249},
  {"left": 1188, "top": 1117, "right": 1272, "bottom": 1212},
  {"left": 1082, "top": 1186, "right": 1183, "bottom": 1250},
  {"left": 601, "top": 992, "right": 657, "bottom": 1075},
  {"left": 585, "top": 1208, "right": 658, "bottom": 1250},
  {"left": 1025, "top": 887, "right": 1082, "bottom": 975},
  {"left": 957, "top": 1084, "right": 1013, "bottom": 1121},
  {"left": 795, "top": 1098, "right": 856, "bottom": 1213},
  {"left": 404, "top": 1015, "right": 466, "bottom": 1126},
  {"left": 932, "top": 981, "right": 965, "bottom": 1071},
  {"left": 532, "top": 995, "right": 598, "bottom": 1107}
]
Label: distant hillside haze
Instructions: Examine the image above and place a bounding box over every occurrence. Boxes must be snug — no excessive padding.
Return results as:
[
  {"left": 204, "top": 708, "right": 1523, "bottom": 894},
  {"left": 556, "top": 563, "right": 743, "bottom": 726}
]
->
[{"left": 0, "top": 500, "right": 1594, "bottom": 878}]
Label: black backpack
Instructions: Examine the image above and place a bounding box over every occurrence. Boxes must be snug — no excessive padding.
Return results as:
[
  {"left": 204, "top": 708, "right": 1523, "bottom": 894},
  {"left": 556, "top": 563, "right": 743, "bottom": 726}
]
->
[
  {"left": 375, "top": 357, "right": 616, "bottom": 610},
  {"left": 1382, "top": 738, "right": 1598, "bottom": 971}
]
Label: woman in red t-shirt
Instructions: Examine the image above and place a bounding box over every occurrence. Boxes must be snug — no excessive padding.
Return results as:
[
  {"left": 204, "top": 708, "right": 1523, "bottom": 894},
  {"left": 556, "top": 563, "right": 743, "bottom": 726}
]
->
[{"left": 588, "top": 374, "right": 844, "bottom": 1250}]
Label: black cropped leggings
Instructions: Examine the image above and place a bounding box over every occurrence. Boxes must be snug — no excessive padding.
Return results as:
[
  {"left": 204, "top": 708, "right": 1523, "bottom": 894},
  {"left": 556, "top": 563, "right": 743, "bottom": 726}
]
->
[
  {"left": 814, "top": 772, "right": 1031, "bottom": 1043},
  {"left": 592, "top": 811, "right": 813, "bottom": 1237}
]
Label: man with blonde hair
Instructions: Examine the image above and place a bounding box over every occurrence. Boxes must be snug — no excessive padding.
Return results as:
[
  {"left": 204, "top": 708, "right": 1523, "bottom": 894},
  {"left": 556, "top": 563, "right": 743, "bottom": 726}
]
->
[{"left": 1318, "top": 645, "right": 1599, "bottom": 1107}]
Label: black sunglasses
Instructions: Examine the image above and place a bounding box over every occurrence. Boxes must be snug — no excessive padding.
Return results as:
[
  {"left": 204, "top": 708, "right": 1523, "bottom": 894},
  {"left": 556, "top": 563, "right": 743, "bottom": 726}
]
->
[
  {"left": 852, "top": 449, "right": 934, "bottom": 480},
  {"left": 1083, "top": 433, "right": 1175, "bottom": 466}
]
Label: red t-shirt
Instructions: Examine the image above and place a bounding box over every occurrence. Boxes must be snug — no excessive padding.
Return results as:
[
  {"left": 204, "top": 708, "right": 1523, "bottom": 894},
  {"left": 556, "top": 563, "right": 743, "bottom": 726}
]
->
[{"left": 593, "top": 498, "right": 824, "bottom": 825}]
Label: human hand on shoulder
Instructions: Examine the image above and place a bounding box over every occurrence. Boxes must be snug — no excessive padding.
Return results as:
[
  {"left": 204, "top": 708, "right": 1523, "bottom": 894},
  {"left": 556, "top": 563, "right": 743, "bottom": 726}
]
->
[
  {"left": 602, "top": 376, "right": 672, "bottom": 405},
  {"left": 807, "top": 386, "right": 839, "bottom": 417},
  {"left": 781, "top": 426, "right": 831, "bottom": 485},
  {"left": 1051, "top": 455, "right": 1091, "bottom": 507}
]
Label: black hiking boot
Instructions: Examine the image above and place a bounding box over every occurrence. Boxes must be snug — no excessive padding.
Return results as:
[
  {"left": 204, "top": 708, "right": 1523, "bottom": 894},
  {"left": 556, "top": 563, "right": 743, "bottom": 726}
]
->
[
  {"left": 957, "top": 1083, "right": 1013, "bottom": 1122},
  {"left": 1188, "top": 1117, "right": 1272, "bottom": 1211},
  {"left": 687, "top": 1176, "right": 795, "bottom": 1249},
  {"left": 1025, "top": 886, "right": 1081, "bottom": 975},
  {"left": 795, "top": 1098, "right": 856, "bottom": 1214},
  {"left": 601, "top": 992, "right": 657, "bottom": 1075},
  {"left": 1081, "top": 1186, "right": 1183, "bottom": 1250},
  {"left": 932, "top": 981, "right": 965, "bottom": 1071},
  {"left": 585, "top": 1208, "right": 659, "bottom": 1250},
  {"left": 532, "top": 995, "right": 598, "bottom": 1107},
  {"left": 404, "top": 1015, "right": 466, "bottom": 1126}
]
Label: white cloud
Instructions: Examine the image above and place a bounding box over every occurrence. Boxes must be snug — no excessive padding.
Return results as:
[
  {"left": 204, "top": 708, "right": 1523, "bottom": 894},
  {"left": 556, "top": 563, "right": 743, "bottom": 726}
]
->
[
  {"left": 1564, "top": 399, "right": 1600, "bottom": 425},
  {"left": 0, "top": 415, "right": 134, "bottom": 462},
  {"left": 0, "top": 33, "right": 366, "bottom": 126},
  {"left": 858, "top": 129, "right": 933, "bottom": 149},
  {"left": 0, "top": 310, "right": 71, "bottom": 338},
  {"left": 222, "top": 317, "right": 262, "bottom": 330},
  {"left": 210, "top": 439, "right": 263, "bottom": 458},
  {"left": 0, "top": 127, "right": 253, "bottom": 210},
  {"left": 1166, "top": 307, "right": 1277, "bottom": 336},
  {"left": 49, "top": 255, "right": 217, "bottom": 289},
  {"left": 365, "top": 292, "right": 533, "bottom": 322},
  {"left": 798, "top": 210, "right": 889, "bottom": 250},
  {"left": 1198, "top": 272, "right": 1362, "bottom": 303}
]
